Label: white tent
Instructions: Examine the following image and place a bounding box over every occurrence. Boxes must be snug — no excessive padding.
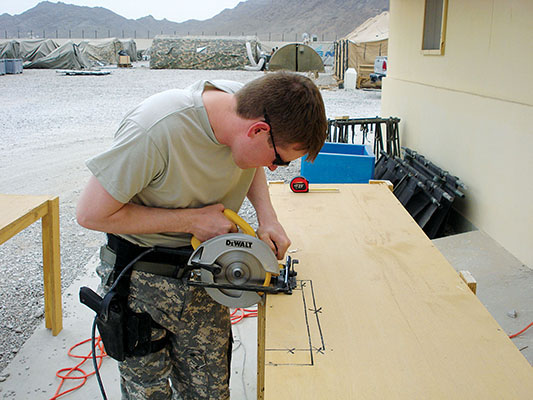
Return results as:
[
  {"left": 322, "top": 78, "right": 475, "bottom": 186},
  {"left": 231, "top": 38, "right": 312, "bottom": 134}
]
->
[
  {"left": 335, "top": 11, "right": 389, "bottom": 88},
  {"left": 344, "top": 11, "right": 389, "bottom": 43}
]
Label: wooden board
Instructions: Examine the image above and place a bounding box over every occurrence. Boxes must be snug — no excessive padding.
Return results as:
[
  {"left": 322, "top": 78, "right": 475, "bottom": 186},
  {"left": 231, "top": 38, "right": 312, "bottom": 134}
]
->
[{"left": 261, "top": 184, "right": 533, "bottom": 399}]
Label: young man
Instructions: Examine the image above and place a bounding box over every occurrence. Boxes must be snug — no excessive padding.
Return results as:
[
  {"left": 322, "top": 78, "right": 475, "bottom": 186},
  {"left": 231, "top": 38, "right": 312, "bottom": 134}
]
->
[{"left": 77, "top": 71, "right": 327, "bottom": 399}]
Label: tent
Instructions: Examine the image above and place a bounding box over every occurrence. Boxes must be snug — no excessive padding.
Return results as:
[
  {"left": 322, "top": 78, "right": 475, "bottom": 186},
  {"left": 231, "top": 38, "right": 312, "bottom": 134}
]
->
[
  {"left": 1, "top": 39, "right": 59, "bottom": 62},
  {"left": 334, "top": 11, "right": 389, "bottom": 88},
  {"left": 78, "top": 38, "right": 123, "bottom": 65},
  {"left": 24, "top": 41, "right": 93, "bottom": 69},
  {"left": 0, "top": 40, "right": 21, "bottom": 59},
  {"left": 268, "top": 43, "right": 325, "bottom": 73},
  {"left": 150, "top": 36, "right": 260, "bottom": 70},
  {"left": 19, "top": 39, "right": 59, "bottom": 62},
  {"left": 120, "top": 39, "right": 138, "bottom": 62}
]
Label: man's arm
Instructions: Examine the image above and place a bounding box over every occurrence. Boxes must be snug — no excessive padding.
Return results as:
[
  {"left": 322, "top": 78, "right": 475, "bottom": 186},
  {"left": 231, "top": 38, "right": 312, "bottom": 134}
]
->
[
  {"left": 246, "top": 168, "right": 291, "bottom": 260},
  {"left": 76, "top": 176, "right": 237, "bottom": 242}
]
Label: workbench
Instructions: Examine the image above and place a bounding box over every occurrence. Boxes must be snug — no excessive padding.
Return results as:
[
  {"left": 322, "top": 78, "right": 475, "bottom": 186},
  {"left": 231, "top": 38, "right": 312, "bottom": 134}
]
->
[
  {"left": 0, "top": 194, "right": 62, "bottom": 335},
  {"left": 258, "top": 183, "right": 533, "bottom": 399}
]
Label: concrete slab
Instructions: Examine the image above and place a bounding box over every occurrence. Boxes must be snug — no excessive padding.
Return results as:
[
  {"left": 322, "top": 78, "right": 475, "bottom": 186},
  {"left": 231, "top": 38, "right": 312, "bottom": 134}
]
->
[
  {"left": 433, "top": 230, "right": 533, "bottom": 365},
  {"left": 229, "top": 312, "right": 257, "bottom": 400},
  {"left": 0, "top": 254, "right": 121, "bottom": 399},
  {"left": 0, "top": 252, "right": 258, "bottom": 399}
]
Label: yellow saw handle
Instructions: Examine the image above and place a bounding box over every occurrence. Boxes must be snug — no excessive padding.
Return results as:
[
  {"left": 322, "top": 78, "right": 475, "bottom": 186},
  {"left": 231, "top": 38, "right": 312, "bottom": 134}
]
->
[
  {"left": 222, "top": 209, "right": 257, "bottom": 237},
  {"left": 190, "top": 209, "right": 274, "bottom": 288},
  {"left": 191, "top": 209, "right": 256, "bottom": 250}
]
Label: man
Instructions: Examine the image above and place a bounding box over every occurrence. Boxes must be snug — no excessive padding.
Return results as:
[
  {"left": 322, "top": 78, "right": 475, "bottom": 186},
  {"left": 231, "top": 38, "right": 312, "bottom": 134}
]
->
[{"left": 77, "top": 71, "right": 327, "bottom": 399}]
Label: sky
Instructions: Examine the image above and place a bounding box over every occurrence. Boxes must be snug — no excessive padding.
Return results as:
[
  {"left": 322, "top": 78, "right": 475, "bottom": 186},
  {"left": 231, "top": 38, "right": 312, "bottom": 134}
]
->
[{"left": 2, "top": 0, "right": 245, "bottom": 23}]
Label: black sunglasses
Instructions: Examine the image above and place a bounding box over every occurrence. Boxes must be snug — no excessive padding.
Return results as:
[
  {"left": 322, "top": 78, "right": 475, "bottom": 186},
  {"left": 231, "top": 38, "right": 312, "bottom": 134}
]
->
[{"left": 264, "top": 111, "right": 291, "bottom": 167}]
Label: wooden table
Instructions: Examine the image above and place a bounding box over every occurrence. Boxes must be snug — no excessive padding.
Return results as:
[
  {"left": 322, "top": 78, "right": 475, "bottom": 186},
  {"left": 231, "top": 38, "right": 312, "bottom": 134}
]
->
[
  {"left": 258, "top": 183, "right": 533, "bottom": 399},
  {"left": 0, "top": 194, "right": 62, "bottom": 335}
]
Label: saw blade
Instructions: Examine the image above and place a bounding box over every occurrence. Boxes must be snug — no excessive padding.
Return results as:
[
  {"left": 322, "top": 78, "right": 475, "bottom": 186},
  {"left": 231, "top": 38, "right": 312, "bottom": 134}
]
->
[{"left": 201, "top": 249, "right": 265, "bottom": 308}]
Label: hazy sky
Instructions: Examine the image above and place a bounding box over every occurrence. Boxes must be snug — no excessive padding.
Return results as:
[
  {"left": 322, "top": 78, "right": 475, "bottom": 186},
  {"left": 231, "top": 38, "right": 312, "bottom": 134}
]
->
[{"left": 2, "top": 0, "right": 245, "bottom": 23}]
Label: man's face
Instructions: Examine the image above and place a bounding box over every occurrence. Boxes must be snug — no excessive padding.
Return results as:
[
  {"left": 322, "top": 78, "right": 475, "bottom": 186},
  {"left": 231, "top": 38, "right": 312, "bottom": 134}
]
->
[
  {"left": 264, "top": 142, "right": 307, "bottom": 171},
  {"left": 233, "top": 130, "right": 306, "bottom": 170}
]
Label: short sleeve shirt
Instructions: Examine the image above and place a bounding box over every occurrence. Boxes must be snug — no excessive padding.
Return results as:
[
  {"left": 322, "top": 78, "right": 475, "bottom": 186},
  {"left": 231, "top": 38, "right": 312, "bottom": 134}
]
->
[{"left": 86, "top": 80, "right": 257, "bottom": 247}]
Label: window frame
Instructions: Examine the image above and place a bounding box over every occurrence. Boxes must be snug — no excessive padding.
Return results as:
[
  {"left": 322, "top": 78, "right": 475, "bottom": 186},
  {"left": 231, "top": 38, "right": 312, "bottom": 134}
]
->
[{"left": 421, "top": 0, "right": 449, "bottom": 55}]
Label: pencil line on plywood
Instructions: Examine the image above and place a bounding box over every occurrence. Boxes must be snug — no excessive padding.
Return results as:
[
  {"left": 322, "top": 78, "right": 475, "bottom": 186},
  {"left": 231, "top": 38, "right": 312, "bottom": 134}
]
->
[
  {"left": 301, "top": 278, "right": 315, "bottom": 366},
  {"left": 265, "top": 280, "right": 325, "bottom": 367}
]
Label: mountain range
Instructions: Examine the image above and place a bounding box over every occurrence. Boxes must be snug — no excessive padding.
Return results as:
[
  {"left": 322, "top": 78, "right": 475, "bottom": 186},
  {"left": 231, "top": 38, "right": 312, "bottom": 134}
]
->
[{"left": 0, "top": 0, "right": 389, "bottom": 41}]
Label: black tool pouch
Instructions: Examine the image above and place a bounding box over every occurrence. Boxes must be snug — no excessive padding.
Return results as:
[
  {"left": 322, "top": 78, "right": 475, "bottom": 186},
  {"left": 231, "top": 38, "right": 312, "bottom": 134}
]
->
[
  {"left": 127, "top": 312, "right": 162, "bottom": 357},
  {"left": 79, "top": 235, "right": 171, "bottom": 361},
  {"left": 80, "top": 286, "right": 166, "bottom": 361},
  {"left": 96, "top": 290, "right": 127, "bottom": 361},
  {"left": 80, "top": 286, "right": 127, "bottom": 360}
]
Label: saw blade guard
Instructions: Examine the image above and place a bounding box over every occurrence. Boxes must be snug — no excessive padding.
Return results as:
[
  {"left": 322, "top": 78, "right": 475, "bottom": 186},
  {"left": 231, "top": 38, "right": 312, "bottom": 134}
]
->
[
  {"left": 189, "top": 233, "right": 280, "bottom": 307},
  {"left": 188, "top": 209, "right": 280, "bottom": 308}
]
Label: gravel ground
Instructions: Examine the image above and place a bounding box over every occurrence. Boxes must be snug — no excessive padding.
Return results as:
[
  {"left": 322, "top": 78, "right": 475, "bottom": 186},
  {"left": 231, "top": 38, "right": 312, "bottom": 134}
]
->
[{"left": 0, "top": 63, "right": 380, "bottom": 373}]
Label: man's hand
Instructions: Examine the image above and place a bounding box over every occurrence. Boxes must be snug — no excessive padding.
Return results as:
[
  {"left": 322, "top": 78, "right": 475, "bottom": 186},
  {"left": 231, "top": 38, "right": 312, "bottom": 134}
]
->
[
  {"left": 256, "top": 220, "right": 291, "bottom": 260},
  {"left": 188, "top": 203, "right": 238, "bottom": 242}
]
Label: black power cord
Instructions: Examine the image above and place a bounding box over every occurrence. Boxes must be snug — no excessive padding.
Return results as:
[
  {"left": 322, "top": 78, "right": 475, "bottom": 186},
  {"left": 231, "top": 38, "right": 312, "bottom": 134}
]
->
[{"left": 91, "top": 315, "right": 107, "bottom": 400}]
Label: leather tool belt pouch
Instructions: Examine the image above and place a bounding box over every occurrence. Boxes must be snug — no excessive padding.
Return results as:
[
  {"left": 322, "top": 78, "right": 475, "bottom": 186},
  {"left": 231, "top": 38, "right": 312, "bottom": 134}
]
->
[
  {"left": 80, "top": 286, "right": 162, "bottom": 361},
  {"left": 80, "top": 235, "right": 192, "bottom": 361}
]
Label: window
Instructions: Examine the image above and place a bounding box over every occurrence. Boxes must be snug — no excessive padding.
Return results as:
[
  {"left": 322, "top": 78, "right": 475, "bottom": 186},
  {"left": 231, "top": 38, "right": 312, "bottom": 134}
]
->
[{"left": 422, "top": 0, "right": 448, "bottom": 55}]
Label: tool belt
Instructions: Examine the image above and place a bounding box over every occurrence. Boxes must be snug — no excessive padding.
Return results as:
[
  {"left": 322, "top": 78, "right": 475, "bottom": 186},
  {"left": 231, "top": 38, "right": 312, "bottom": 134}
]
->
[
  {"left": 80, "top": 234, "right": 193, "bottom": 361},
  {"left": 103, "top": 234, "right": 193, "bottom": 283}
]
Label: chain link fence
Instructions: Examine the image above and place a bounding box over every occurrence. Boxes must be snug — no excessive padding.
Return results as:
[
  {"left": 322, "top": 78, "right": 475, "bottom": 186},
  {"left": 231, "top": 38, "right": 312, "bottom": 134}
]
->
[{"left": 2, "top": 29, "right": 340, "bottom": 42}]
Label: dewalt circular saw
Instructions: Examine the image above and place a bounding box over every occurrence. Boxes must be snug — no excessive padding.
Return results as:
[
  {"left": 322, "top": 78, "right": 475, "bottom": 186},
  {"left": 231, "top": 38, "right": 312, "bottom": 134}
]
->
[{"left": 187, "top": 209, "right": 297, "bottom": 308}]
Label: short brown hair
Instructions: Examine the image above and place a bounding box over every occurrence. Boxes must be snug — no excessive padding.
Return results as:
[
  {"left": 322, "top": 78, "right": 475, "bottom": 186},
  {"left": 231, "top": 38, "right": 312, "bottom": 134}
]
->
[{"left": 235, "top": 71, "right": 327, "bottom": 161}]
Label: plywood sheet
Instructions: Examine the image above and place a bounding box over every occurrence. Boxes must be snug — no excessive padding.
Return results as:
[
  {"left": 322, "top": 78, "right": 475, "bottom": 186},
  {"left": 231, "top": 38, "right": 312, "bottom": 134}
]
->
[{"left": 262, "top": 184, "right": 533, "bottom": 399}]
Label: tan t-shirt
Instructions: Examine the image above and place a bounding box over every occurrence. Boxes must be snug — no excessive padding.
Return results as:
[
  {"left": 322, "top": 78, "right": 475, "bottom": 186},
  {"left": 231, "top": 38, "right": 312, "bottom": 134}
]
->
[{"left": 86, "top": 80, "right": 257, "bottom": 247}]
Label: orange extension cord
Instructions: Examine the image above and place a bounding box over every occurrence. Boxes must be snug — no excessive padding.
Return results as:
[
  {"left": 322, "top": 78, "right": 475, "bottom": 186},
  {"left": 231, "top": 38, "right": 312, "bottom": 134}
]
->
[
  {"left": 51, "top": 307, "right": 257, "bottom": 399},
  {"left": 230, "top": 307, "right": 258, "bottom": 324},
  {"left": 50, "top": 336, "right": 106, "bottom": 400},
  {"left": 509, "top": 321, "right": 533, "bottom": 339}
]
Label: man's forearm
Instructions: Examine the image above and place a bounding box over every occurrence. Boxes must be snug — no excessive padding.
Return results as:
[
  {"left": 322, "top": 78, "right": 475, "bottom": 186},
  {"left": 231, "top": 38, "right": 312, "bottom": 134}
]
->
[
  {"left": 76, "top": 176, "right": 236, "bottom": 241},
  {"left": 78, "top": 202, "right": 196, "bottom": 235}
]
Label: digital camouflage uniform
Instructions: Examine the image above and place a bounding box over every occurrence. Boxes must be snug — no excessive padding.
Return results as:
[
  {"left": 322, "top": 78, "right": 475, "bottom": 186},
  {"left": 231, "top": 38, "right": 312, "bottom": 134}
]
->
[{"left": 97, "top": 261, "right": 231, "bottom": 400}]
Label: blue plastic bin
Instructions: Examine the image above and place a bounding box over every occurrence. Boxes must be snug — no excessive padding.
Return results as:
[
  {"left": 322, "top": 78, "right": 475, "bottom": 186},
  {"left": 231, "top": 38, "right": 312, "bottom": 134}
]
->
[
  {"left": 5, "top": 59, "right": 23, "bottom": 74},
  {"left": 0, "top": 59, "right": 5, "bottom": 75},
  {"left": 301, "top": 142, "right": 375, "bottom": 183}
]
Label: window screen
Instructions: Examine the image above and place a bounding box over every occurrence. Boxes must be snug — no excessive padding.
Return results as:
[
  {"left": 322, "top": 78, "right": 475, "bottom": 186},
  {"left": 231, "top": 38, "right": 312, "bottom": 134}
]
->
[{"left": 422, "top": 0, "right": 447, "bottom": 53}]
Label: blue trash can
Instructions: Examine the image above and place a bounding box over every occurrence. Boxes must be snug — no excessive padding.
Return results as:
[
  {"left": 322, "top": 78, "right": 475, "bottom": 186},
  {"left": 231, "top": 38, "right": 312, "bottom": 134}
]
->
[
  {"left": 5, "top": 59, "right": 23, "bottom": 74},
  {"left": 301, "top": 142, "right": 375, "bottom": 184},
  {"left": 0, "top": 59, "right": 6, "bottom": 75}
]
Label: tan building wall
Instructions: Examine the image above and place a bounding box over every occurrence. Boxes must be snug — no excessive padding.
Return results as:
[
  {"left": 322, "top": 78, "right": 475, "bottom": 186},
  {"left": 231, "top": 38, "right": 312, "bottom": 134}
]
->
[{"left": 381, "top": 0, "right": 533, "bottom": 268}]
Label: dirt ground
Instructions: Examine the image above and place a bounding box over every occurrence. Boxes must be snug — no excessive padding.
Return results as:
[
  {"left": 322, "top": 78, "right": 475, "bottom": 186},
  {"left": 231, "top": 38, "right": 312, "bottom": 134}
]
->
[{"left": 0, "top": 64, "right": 381, "bottom": 373}]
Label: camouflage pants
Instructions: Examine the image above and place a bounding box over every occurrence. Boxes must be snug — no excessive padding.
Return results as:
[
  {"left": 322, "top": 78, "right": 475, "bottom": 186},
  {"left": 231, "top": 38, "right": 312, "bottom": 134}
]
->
[{"left": 97, "top": 260, "right": 231, "bottom": 400}]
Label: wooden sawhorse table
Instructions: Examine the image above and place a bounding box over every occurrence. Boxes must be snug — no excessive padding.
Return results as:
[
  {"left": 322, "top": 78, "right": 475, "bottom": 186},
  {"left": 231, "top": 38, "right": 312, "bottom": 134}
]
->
[
  {"left": 257, "top": 183, "right": 533, "bottom": 399},
  {"left": 0, "top": 194, "right": 62, "bottom": 335}
]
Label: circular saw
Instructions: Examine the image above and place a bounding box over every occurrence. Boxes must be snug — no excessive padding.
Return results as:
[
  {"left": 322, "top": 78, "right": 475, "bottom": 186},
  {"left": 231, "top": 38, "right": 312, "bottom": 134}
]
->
[{"left": 187, "top": 209, "right": 297, "bottom": 308}]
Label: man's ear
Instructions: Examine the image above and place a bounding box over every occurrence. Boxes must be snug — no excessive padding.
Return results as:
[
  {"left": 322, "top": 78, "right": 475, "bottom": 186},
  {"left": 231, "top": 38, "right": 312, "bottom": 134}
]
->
[{"left": 247, "top": 121, "right": 270, "bottom": 138}]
